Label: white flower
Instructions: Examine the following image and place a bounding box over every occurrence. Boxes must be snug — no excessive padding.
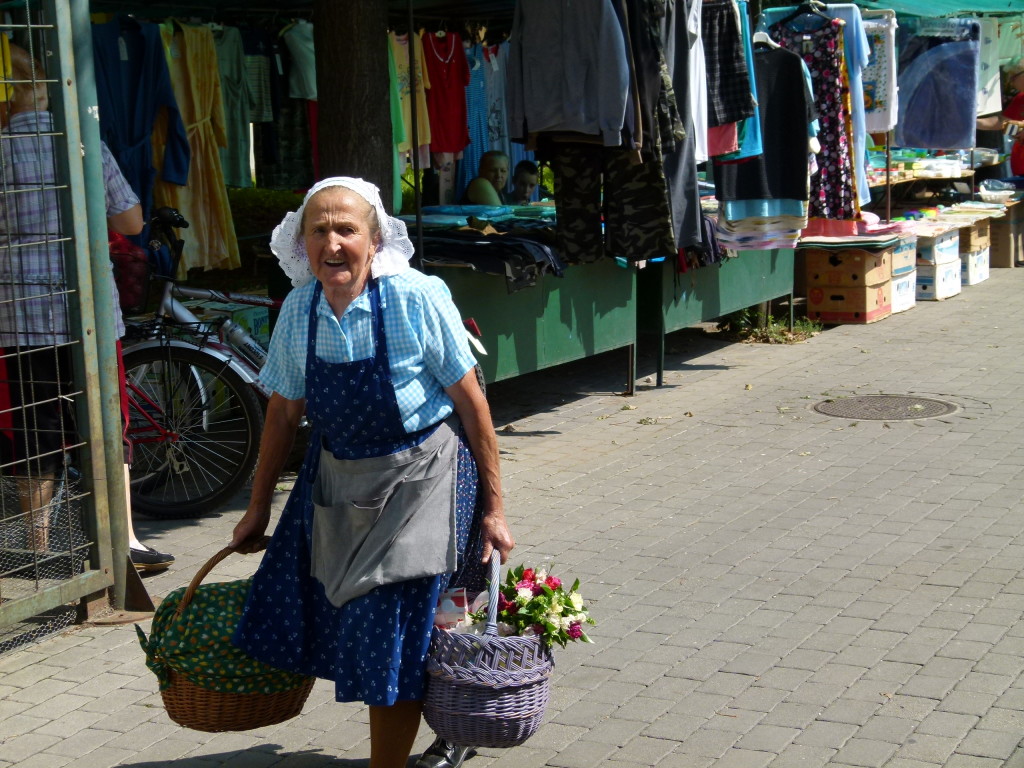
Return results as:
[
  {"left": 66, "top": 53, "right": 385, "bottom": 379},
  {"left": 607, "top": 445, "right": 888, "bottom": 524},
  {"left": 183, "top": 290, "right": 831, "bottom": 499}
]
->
[
  {"left": 516, "top": 587, "right": 533, "bottom": 603},
  {"left": 569, "top": 592, "right": 584, "bottom": 611},
  {"left": 496, "top": 622, "right": 517, "bottom": 636},
  {"left": 545, "top": 611, "right": 561, "bottom": 625},
  {"left": 535, "top": 569, "right": 547, "bottom": 582},
  {"left": 560, "top": 615, "right": 574, "bottom": 631}
]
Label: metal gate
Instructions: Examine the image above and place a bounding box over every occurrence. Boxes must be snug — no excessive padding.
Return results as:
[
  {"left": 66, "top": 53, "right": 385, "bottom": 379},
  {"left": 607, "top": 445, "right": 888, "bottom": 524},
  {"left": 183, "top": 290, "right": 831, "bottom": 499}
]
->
[{"left": 0, "top": 0, "right": 124, "bottom": 644}]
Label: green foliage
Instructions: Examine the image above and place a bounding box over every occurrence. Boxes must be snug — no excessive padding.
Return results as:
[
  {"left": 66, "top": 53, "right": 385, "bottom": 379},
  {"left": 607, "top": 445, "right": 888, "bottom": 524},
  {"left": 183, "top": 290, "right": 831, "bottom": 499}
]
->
[
  {"left": 227, "top": 187, "right": 305, "bottom": 238},
  {"left": 716, "top": 308, "right": 823, "bottom": 344}
]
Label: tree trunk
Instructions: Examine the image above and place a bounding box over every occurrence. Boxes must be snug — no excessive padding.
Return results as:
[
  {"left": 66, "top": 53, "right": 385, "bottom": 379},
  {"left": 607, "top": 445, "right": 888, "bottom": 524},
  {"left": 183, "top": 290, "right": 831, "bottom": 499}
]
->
[{"left": 313, "top": 1, "right": 394, "bottom": 210}]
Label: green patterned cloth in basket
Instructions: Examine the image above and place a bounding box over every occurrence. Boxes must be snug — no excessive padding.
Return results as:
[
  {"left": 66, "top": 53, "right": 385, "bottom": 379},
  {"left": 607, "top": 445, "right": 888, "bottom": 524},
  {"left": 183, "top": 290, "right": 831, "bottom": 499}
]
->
[{"left": 136, "top": 578, "right": 308, "bottom": 695}]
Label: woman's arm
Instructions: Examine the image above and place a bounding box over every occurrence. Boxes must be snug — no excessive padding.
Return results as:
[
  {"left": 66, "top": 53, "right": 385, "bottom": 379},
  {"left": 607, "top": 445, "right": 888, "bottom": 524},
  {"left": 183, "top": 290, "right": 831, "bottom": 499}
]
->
[
  {"left": 465, "top": 177, "right": 503, "bottom": 206},
  {"left": 445, "top": 368, "right": 515, "bottom": 563},
  {"left": 107, "top": 203, "right": 144, "bottom": 236},
  {"left": 230, "top": 392, "right": 305, "bottom": 552}
]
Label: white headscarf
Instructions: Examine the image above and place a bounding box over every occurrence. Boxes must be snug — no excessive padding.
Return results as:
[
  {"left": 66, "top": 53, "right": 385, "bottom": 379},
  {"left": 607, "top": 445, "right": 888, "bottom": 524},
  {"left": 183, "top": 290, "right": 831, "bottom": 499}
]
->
[{"left": 269, "top": 177, "right": 415, "bottom": 287}]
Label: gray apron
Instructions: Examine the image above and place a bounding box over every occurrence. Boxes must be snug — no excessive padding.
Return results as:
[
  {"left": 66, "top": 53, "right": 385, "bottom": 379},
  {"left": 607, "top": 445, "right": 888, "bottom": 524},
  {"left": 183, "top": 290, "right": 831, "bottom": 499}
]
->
[{"left": 310, "top": 416, "right": 459, "bottom": 608}]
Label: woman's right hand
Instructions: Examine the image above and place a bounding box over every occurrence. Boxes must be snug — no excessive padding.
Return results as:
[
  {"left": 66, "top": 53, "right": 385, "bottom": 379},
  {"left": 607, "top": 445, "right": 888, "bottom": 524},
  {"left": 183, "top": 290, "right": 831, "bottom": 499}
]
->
[{"left": 230, "top": 507, "right": 271, "bottom": 553}]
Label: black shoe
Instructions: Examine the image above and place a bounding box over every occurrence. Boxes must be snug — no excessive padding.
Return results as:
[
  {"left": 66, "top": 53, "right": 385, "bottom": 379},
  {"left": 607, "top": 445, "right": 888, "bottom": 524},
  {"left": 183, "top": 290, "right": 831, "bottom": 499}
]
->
[
  {"left": 415, "top": 738, "right": 476, "bottom": 768},
  {"left": 130, "top": 544, "right": 174, "bottom": 572}
]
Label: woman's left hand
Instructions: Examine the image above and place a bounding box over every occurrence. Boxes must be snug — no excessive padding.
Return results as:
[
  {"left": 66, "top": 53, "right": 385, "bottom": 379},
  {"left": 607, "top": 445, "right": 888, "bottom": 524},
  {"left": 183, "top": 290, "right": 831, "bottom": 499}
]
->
[{"left": 480, "top": 508, "right": 515, "bottom": 564}]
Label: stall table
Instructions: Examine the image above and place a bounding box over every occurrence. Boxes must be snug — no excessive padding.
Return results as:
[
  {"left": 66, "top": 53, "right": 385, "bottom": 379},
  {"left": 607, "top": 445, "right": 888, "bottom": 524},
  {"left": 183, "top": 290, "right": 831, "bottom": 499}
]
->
[
  {"left": 426, "top": 258, "right": 637, "bottom": 388},
  {"left": 638, "top": 249, "right": 795, "bottom": 386}
]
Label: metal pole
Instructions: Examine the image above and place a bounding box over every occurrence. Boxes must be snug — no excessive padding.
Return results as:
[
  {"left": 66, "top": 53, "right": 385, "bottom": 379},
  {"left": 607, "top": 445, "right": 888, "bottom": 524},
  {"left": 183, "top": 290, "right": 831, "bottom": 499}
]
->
[
  {"left": 885, "top": 130, "right": 892, "bottom": 223},
  {"left": 65, "top": 0, "right": 127, "bottom": 609},
  {"left": 407, "top": 0, "right": 424, "bottom": 269}
]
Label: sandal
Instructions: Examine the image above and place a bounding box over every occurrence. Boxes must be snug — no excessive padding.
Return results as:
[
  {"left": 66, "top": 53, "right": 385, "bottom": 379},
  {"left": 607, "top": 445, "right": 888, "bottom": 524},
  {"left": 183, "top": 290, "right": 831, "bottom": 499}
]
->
[{"left": 414, "top": 737, "right": 476, "bottom": 768}]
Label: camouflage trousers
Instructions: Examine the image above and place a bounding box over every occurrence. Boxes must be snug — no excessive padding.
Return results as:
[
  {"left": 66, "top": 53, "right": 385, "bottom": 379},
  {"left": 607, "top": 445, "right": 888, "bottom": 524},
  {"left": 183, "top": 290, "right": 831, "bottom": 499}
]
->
[{"left": 551, "top": 144, "right": 677, "bottom": 264}]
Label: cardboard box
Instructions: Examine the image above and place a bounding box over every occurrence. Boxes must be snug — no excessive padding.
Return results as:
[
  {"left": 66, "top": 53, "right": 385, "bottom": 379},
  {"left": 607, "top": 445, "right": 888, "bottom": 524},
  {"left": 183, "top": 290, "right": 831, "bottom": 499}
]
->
[
  {"left": 989, "top": 200, "right": 1022, "bottom": 268},
  {"left": 184, "top": 300, "right": 271, "bottom": 348},
  {"left": 916, "top": 228, "right": 960, "bottom": 265},
  {"left": 916, "top": 261, "right": 962, "bottom": 300},
  {"left": 891, "top": 235, "right": 917, "bottom": 276},
  {"left": 957, "top": 219, "right": 991, "bottom": 254},
  {"left": 891, "top": 270, "right": 916, "bottom": 314},
  {"left": 804, "top": 247, "right": 892, "bottom": 286},
  {"left": 961, "top": 247, "right": 990, "bottom": 286},
  {"left": 806, "top": 281, "right": 891, "bottom": 324}
]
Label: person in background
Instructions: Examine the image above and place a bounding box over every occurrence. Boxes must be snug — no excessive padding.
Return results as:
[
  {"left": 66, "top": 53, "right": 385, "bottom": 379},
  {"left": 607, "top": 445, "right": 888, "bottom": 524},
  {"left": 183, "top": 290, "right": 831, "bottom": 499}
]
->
[
  {"left": 510, "top": 159, "right": 553, "bottom": 205},
  {"left": 976, "top": 61, "right": 1024, "bottom": 176},
  {"left": 461, "top": 150, "right": 509, "bottom": 205},
  {"left": 0, "top": 43, "right": 173, "bottom": 572},
  {"left": 230, "top": 177, "right": 514, "bottom": 768}
]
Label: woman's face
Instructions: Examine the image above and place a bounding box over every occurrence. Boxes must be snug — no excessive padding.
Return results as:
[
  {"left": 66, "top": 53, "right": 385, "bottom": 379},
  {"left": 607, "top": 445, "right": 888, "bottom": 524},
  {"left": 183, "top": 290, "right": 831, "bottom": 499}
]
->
[
  {"left": 480, "top": 156, "right": 509, "bottom": 193},
  {"left": 303, "top": 187, "right": 379, "bottom": 293}
]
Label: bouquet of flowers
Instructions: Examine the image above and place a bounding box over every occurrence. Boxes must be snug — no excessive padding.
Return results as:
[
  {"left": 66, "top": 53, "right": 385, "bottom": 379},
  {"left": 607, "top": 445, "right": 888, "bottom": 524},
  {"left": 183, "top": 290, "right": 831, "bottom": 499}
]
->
[{"left": 468, "top": 564, "right": 596, "bottom": 648}]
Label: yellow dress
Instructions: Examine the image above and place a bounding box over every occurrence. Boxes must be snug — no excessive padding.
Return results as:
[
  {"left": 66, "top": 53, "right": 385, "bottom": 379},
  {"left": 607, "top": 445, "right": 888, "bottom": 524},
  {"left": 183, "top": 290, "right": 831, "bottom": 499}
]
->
[
  {"left": 390, "top": 31, "right": 431, "bottom": 162},
  {"left": 153, "top": 20, "right": 240, "bottom": 273}
]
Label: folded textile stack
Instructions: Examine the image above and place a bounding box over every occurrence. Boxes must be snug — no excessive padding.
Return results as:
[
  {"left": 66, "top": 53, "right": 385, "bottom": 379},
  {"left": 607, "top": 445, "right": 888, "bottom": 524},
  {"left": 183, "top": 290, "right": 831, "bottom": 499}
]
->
[{"left": 715, "top": 210, "right": 805, "bottom": 250}]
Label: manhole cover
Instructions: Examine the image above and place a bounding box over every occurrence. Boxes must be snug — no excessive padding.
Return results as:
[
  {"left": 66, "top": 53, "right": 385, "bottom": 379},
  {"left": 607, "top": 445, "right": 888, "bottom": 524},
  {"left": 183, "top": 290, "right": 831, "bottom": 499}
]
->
[{"left": 813, "top": 395, "right": 958, "bottom": 421}]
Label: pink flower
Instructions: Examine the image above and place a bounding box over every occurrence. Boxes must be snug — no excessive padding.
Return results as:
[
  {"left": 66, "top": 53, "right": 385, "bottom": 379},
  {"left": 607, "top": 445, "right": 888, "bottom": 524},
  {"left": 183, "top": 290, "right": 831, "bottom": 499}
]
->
[
  {"left": 545, "top": 575, "right": 562, "bottom": 590},
  {"left": 516, "top": 579, "right": 535, "bottom": 592},
  {"left": 567, "top": 623, "right": 583, "bottom": 640}
]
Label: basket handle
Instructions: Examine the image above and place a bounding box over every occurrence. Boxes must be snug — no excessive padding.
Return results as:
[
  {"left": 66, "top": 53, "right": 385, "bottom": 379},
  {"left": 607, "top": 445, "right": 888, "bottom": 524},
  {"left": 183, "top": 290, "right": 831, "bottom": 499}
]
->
[
  {"left": 173, "top": 544, "right": 262, "bottom": 619},
  {"left": 484, "top": 549, "right": 501, "bottom": 637}
]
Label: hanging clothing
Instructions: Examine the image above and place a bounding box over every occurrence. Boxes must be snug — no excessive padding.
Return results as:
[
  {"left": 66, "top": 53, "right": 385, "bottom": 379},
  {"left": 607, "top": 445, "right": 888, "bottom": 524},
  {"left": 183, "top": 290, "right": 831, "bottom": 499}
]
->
[
  {"left": 241, "top": 25, "right": 274, "bottom": 123},
  {"left": 212, "top": 25, "right": 253, "bottom": 188},
  {"left": 662, "top": 0, "right": 703, "bottom": 249},
  {"left": 282, "top": 19, "right": 316, "bottom": 100},
  {"left": 762, "top": 5, "right": 870, "bottom": 207},
  {"left": 421, "top": 31, "right": 470, "bottom": 154},
  {"left": 454, "top": 43, "right": 490, "bottom": 202},
  {"left": 894, "top": 17, "right": 980, "bottom": 150},
  {"left": 507, "top": 0, "right": 630, "bottom": 145},
  {"left": 483, "top": 43, "right": 511, "bottom": 158},
  {"left": 388, "top": 39, "right": 407, "bottom": 213},
  {"left": 975, "top": 17, "right": 1002, "bottom": 117},
  {"left": 154, "top": 21, "right": 239, "bottom": 272},
  {"left": 997, "top": 16, "right": 1024, "bottom": 66},
  {"left": 770, "top": 18, "right": 857, "bottom": 221},
  {"left": 701, "top": 0, "right": 755, "bottom": 128},
  {"left": 390, "top": 31, "right": 432, "bottom": 169},
  {"left": 716, "top": 0, "right": 763, "bottom": 162},
  {"left": 714, "top": 46, "right": 816, "bottom": 208},
  {"left": 687, "top": 0, "right": 709, "bottom": 163},
  {"left": 234, "top": 275, "right": 485, "bottom": 705},
  {"left": 862, "top": 14, "right": 898, "bottom": 133},
  {"left": 92, "top": 17, "right": 189, "bottom": 228}
]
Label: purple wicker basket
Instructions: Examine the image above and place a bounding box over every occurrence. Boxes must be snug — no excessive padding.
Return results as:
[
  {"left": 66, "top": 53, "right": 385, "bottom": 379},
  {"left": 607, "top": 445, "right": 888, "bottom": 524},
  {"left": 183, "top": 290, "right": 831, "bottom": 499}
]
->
[{"left": 424, "top": 552, "right": 554, "bottom": 748}]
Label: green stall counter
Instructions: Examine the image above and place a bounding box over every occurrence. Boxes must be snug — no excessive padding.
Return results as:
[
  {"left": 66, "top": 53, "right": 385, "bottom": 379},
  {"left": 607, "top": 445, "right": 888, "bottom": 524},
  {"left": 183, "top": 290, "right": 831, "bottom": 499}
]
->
[
  {"left": 638, "top": 249, "right": 795, "bottom": 385},
  {"left": 426, "top": 258, "right": 637, "bottom": 386}
]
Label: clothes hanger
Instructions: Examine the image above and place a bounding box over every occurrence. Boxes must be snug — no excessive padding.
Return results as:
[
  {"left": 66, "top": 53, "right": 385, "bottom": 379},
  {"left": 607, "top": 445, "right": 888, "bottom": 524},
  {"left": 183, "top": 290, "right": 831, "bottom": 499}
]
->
[
  {"left": 777, "top": 1, "right": 833, "bottom": 28},
  {"left": 752, "top": 29, "right": 781, "bottom": 48}
]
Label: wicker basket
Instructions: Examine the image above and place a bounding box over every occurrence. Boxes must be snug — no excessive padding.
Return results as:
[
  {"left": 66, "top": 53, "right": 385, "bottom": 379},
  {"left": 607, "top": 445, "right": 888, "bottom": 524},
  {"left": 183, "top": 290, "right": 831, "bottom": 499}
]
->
[
  {"left": 153, "top": 547, "right": 315, "bottom": 732},
  {"left": 424, "top": 552, "right": 554, "bottom": 748}
]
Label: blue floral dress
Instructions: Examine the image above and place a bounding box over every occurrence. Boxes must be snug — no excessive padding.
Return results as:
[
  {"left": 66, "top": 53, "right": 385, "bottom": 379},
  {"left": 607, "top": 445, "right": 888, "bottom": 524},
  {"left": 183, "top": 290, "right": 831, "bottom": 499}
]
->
[{"left": 234, "top": 280, "right": 485, "bottom": 705}]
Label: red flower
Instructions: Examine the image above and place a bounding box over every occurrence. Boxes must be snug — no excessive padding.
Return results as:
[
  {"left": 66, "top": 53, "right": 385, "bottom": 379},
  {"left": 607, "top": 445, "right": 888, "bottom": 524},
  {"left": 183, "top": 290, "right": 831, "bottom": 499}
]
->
[
  {"left": 545, "top": 575, "right": 562, "bottom": 590},
  {"left": 522, "top": 568, "right": 535, "bottom": 582},
  {"left": 567, "top": 623, "right": 583, "bottom": 640},
  {"left": 532, "top": 624, "right": 544, "bottom": 635}
]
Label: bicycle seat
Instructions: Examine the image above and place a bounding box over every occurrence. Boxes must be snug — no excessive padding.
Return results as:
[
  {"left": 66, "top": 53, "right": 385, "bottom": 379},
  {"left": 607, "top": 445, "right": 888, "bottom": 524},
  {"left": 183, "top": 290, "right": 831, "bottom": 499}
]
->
[{"left": 151, "top": 207, "right": 189, "bottom": 229}]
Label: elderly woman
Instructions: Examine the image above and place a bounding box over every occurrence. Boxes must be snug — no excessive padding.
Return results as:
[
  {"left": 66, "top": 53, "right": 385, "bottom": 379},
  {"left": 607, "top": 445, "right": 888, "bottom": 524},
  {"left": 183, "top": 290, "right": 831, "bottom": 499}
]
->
[{"left": 230, "top": 177, "right": 514, "bottom": 768}]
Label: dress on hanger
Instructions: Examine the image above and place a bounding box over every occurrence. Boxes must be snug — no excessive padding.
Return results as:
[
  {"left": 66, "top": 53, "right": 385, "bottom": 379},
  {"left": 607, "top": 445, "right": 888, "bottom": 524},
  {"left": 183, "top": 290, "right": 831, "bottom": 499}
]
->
[
  {"left": 154, "top": 21, "right": 240, "bottom": 272},
  {"left": 770, "top": 17, "right": 857, "bottom": 221},
  {"left": 92, "top": 18, "right": 189, "bottom": 230},
  {"left": 212, "top": 25, "right": 253, "bottom": 188}
]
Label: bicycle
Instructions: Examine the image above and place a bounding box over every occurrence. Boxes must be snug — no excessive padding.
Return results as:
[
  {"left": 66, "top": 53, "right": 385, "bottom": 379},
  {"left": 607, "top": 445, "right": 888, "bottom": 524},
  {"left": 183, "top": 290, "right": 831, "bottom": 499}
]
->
[{"left": 121, "top": 208, "right": 281, "bottom": 520}]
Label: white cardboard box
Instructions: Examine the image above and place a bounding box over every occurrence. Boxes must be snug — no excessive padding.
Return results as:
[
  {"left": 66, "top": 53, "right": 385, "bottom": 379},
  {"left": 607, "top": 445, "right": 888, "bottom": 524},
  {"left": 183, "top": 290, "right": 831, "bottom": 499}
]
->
[
  {"left": 961, "top": 247, "right": 990, "bottom": 286},
  {"left": 917, "top": 261, "right": 962, "bottom": 301},
  {"left": 891, "top": 270, "right": 916, "bottom": 313},
  {"left": 916, "top": 227, "right": 960, "bottom": 265}
]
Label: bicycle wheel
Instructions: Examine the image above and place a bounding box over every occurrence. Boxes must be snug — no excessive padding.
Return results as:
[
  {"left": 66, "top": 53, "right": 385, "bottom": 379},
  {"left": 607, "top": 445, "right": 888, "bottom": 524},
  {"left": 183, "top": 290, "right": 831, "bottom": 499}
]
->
[{"left": 123, "top": 345, "right": 264, "bottom": 519}]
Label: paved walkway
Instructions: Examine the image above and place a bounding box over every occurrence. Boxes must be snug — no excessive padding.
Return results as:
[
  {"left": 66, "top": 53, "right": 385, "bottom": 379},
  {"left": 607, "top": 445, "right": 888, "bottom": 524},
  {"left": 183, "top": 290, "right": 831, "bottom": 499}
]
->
[{"left": 3, "top": 267, "right": 1024, "bottom": 768}]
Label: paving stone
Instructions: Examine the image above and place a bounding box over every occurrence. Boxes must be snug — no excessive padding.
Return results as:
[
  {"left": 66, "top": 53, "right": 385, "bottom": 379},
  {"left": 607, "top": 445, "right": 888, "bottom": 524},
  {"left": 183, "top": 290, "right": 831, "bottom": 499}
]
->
[
  {"left": 896, "top": 733, "right": 960, "bottom": 764},
  {"left": 793, "top": 720, "right": 857, "bottom": 749},
  {"left": 957, "top": 728, "right": 1023, "bottom": 760},
  {"left": 832, "top": 737, "right": 899, "bottom": 768}
]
